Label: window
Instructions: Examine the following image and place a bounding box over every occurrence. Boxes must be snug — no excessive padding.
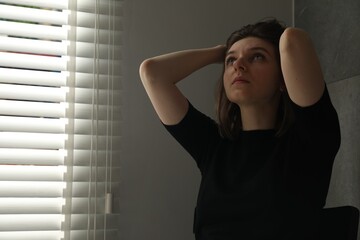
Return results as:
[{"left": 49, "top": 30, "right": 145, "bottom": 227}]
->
[{"left": 0, "top": 1, "right": 122, "bottom": 239}]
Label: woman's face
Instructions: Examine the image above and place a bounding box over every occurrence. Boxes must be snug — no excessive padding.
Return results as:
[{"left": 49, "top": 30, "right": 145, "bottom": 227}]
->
[{"left": 223, "top": 37, "right": 283, "bottom": 108}]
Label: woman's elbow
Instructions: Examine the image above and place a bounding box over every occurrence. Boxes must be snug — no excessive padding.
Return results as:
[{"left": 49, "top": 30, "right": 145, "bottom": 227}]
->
[
  {"left": 139, "top": 58, "right": 158, "bottom": 84},
  {"left": 279, "top": 27, "right": 312, "bottom": 53}
]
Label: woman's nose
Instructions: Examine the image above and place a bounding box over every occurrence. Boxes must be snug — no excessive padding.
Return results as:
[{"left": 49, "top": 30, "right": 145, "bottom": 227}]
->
[{"left": 234, "top": 58, "right": 247, "bottom": 72}]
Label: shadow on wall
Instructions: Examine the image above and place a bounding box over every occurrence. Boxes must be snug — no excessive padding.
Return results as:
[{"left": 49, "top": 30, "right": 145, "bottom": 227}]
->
[
  {"left": 295, "top": 0, "right": 360, "bottom": 239},
  {"left": 295, "top": 0, "right": 360, "bottom": 83}
]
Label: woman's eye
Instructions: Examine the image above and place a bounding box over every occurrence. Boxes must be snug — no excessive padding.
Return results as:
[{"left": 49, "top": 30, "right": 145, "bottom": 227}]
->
[
  {"left": 225, "top": 57, "right": 235, "bottom": 65},
  {"left": 252, "top": 53, "right": 265, "bottom": 61}
]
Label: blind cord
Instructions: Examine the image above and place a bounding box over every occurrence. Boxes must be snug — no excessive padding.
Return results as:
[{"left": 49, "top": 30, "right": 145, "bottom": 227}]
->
[
  {"left": 88, "top": 0, "right": 99, "bottom": 238},
  {"left": 94, "top": 0, "right": 101, "bottom": 237}
]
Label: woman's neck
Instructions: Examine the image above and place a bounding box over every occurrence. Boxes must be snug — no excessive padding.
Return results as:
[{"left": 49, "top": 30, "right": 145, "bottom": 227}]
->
[{"left": 239, "top": 102, "right": 279, "bottom": 131}]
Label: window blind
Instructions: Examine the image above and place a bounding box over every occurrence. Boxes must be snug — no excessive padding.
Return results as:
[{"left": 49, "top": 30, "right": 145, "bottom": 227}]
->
[{"left": 0, "top": 0, "right": 122, "bottom": 240}]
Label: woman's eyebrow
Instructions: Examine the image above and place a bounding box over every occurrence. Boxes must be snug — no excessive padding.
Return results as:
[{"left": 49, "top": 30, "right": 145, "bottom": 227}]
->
[
  {"left": 248, "top": 47, "right": 270, "bottom": 54},
  {"left": 226, "top": 51, "right": 236, "bottom": 57},
  {"left": 226, "top": 47, "right": 271, "bottom": 57}
]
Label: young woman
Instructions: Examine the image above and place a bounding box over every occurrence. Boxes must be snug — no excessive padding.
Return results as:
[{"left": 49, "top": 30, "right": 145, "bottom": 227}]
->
[{"left": 139, "top": 19, "right": 340, "bottom": 240}]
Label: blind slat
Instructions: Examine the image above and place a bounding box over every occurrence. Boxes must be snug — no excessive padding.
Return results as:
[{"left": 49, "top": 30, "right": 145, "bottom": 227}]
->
[
  {"left": 74, "top": 57, "right": 122, "bottom": 74},
  {"left": 0, "top": 20, "right": 67, "bottom": 40},
  {"left": 0, "top": 0, "right": 68, "bottom": 9},
  {"left": 0, "top": 149, "right": 65, "bottom": 165},
  {"left": 0, "top": 52, "right": 67, "bottom": 71},
  {"left": 0, "top": 116, "right": 121, "bottom": 135},
  {"left": 0, "top": 198, "right": 64, "bottom": 214},
  {"left": 76, "top": 41, "right": 122, "bottom": 58},
  {"left": 75, "top": 73, "right": 122, "bottom": 89},
  {"left": 0, "top": 36, "right": 121, "bottom": 59},
  {"left": 0, "top": 100, "right": 66, "bottom": 118},
  {"left": 0, "top": 116, "right": 66, "bottom": 133},
  {"left": 0, "top": 231, "right": 62, "bottom": 240},
  {"left": 0, "top": 68, "right": 67, "bottom": 87},
  {"left": 0, "top": 132, "right": 66, "bottom": 149},
  {"left": 77, "top": 1, "right": 122, "bottom": 14},
  {"left": 0, "top": 36, "right": 67, "bottom": 56},
  {"left": 0, "top": 215, "right": 63, "bottom": 231},
  {"left": 0, "top": 181, "right": 65, "bottom": 197},
  {"left": 68, "top": 230, "right": 118, "bottom": 240},
  {"left": 69, "top": 214, "right": 119, "bottom": 229},
  {"left": 76, "top": 11, "right": 122, "bottom": 29},
  {"left": 0, "top": 165, "right": 65, "bottom": 181},
  {"left": 73, "top": 150, "right": 117, "bottom": 166},
  {"left": 0, "top": 84, "right": 66, "bottom": 102},
  {"left": 76, "top": 27, "right": 122, "bottom": 44},
  {"left": 0, "top": 4, "right": 68, "bottom": 25}
]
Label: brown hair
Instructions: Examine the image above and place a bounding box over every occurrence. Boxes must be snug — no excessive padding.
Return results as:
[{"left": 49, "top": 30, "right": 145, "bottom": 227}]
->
[{"left": 216, "top": 18, "right": 294, "bottom": 140}]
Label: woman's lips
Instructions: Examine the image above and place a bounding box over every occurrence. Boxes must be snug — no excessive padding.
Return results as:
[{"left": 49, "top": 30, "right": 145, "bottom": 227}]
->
[{"left": 232, "top": 76, "right": 249, "bottom": 85}]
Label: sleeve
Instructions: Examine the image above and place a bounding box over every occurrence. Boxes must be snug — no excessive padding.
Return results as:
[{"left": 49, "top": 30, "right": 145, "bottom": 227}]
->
[
  {"left": 283, "top": 86, "right": 341, "bottom": 207},
  {"left": 289, "top": 86, "right": 341, "bottom": 169},
  {"left": 293, "top": 87, "right": 340, "bottom": 155},
  {"left": 163, "top": 101, "right": 221, "bottom": 172}
]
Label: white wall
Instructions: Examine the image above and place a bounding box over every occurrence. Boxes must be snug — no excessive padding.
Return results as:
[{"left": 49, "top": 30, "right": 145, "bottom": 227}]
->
[{"left": 119, "top": 1, "right": 293, "bottom": 239}]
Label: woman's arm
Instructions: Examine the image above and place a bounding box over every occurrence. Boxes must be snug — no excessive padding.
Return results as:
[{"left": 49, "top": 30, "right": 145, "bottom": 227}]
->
[
  {"left": 139, "top": 45, "right": 225, "bottom": 125},
  {"left": 279, "top": 27, "right": 325, "bottom": 107}
]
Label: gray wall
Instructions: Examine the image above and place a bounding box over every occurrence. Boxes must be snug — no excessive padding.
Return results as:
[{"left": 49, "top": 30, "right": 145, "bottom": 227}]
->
[
  {"left": 295, "top": 0, "right": 360, "bottom": 238},
  {"left": 120, "top": 0, "right": 292, "bottom": 239}
]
